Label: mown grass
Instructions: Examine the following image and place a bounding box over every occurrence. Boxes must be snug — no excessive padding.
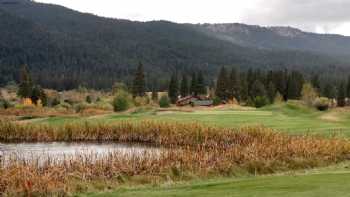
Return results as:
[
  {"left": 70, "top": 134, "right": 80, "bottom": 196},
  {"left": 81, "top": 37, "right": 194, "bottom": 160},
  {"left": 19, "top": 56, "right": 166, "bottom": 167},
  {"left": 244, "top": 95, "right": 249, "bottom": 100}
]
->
[
  {"left": 82, "top": 171, "right": 350, "bottom": 197},
  {"left": 25, "top": 102, "right": 350, "bottom": 136}
]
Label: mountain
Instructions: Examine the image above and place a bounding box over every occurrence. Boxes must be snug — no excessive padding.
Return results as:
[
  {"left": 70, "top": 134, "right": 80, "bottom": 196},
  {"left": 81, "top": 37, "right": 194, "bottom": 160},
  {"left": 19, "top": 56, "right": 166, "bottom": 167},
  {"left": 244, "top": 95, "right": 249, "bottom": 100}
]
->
[
  {"left": 0, "top": 0, "right": 349, "bottom": 90},
  {"left": 196, "top": 23, "right": 350, "bottom": 57}
]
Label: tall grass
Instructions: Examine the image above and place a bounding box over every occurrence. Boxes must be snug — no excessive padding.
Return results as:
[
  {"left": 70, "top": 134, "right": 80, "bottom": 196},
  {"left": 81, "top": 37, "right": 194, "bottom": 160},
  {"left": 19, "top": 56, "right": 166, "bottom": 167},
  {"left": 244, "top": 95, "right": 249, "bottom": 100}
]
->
[{"left": 0, "top": 120, "right": 350, "bottom": 196}]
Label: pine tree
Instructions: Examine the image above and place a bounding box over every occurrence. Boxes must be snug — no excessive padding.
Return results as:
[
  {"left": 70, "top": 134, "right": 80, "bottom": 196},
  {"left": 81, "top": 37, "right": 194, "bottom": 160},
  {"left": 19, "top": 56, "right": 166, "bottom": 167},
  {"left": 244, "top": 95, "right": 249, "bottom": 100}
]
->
[
  {"left": 274, "top": 70, "right": 288, "bottom": 101},
  {"left": 311, "top": 74, "right": 321, "bottom": 93},
  {"left": 346, "top": 75, "right": 350, "bottom": 98},
  {"left": 151, "top": 89, "right": 158, "bottom": 101},
  {"left": 215, "top": 67, "right": 229, "bottom": 100},
  {"left": 324, "top": 84, "right": 337, "bottom": 99},
  {"left": 30, "top": 85, "right": 42, "bottom": 105},
  {"left": 132, "top": 62, "right": 146, "bottom": 97},
  {"left": 180, "top": 74, "right": 189, "bottom": 97},
  {"left": 17, "top": 64, "right": 33, "bottom": 98},
  {"left": 168, "top": 74, "right": 178, "bottom": 104},
  {"left": 337, "top": 82, "right": 346, "bottom": 107},
  {"left": 228, "top": 68, "right": 240, "bottom": 101},
  {"left": 247, "top": 68, "right": 255, "bottom": 98},
  {"left": 190, "top": 72, "right": 197, "bottom": 96},
  {"left": 287, "top": 71, "right": 304, "bottom": 100},
  {"left": 240, "top": 73, "right": 249, "bottom": 102},
  {"left": 196, "top": 71, "right": 206, "bottom": 95},
  {"left": 151, "top": 79, "right": 159, "bottom": 101},
  {"left": 267, "top": 82, "right": 276, "bottom": 103},
  {"left": 251, "top": 80, "right": 266, "bottom": 98}
]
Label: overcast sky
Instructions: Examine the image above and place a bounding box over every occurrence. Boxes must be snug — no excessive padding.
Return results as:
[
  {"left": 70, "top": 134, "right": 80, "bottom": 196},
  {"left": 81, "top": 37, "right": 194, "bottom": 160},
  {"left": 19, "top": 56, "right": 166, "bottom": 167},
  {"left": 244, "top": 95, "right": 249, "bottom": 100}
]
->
[{"left": 37, "top": 0, "right": 350, "bottom": 36}]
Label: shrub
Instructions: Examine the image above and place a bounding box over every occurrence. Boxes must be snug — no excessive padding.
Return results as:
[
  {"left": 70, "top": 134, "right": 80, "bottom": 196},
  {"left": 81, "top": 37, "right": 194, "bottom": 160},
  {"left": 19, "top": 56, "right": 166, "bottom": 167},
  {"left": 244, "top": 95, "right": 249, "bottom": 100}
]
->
[
  {"left": 86, "top": 95, "right": 92, "bottom": 103},
  {"left": 113, "top": 90, "right": 132, "bottom": 112},
  {"left": 0, "top": 99, "right": 12, "bottom": 109},
  {"left": 253, "top": 96, "right": 269, "bottom": 108},
  {"left": 51, "top": 98, "right": 60, "bottom": 107},
  {"left": 213, "top": 97, "right": 222, "bottom": 106},
  {"left": 313, "top": 97, "right": 330, "bottom": 111},
  {"left": 159, "top": 95, "right": 170, "bottom": 108},
  {"left": 95, "top": 101, "right": 113, "bottom": 111},
  {"left": 56, "top": 102, "right": 72, "bottom": 109},
  {"left": 74, "top": 102, "right": 90, "bottom": 113},
  {"left": 134, "top": 96, "right": 150, "bottom": 107}
]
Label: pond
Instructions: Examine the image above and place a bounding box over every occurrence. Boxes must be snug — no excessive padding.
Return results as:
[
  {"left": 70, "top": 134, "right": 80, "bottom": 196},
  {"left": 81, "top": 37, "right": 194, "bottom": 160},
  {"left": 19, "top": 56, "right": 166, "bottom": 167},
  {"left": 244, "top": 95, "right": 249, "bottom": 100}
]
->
[{"left": 0, "top": 142, "right": 161, "bottom": 164}]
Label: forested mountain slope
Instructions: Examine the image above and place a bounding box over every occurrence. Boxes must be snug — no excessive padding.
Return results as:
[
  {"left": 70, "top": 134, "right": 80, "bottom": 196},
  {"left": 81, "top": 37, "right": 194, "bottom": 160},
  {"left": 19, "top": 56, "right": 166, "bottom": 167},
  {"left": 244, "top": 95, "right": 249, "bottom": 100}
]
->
[
  {"left": 196, "top": 23, "right": 350, "bottom": 57},
  {"left": 0, "top": 0, "right": 348, "bottom": 89}
]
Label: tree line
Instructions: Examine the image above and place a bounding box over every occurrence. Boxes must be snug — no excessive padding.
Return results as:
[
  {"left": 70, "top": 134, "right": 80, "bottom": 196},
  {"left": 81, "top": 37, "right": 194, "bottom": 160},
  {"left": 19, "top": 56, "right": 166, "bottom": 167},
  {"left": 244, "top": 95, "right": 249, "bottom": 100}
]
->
[
  {"left": 162, "top": 66, "right": 350, "bottom": 107},
  {"left": 13, "top": 62, "right": 350, "bottom": 109}
]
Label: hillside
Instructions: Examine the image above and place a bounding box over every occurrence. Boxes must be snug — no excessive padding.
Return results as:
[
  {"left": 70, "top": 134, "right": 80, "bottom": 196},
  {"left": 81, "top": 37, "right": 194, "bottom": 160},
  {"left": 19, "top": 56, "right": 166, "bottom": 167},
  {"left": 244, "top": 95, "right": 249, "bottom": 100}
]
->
[
  {"left": 0, "top": 0, "right": 349, "bottom": 90},
  {"left": 197, "top": 23, "right": 350, "bottom": 57}
]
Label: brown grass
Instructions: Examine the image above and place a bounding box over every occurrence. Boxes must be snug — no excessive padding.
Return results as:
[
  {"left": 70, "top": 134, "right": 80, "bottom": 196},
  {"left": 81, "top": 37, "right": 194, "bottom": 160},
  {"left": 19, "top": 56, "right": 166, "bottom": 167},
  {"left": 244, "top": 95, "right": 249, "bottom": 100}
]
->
[
  {"left": 0, "top": 121, "right": 350, "bottom": 196},
  {"left": 0, "top": 106, "right": 75, "bottom": 118}
]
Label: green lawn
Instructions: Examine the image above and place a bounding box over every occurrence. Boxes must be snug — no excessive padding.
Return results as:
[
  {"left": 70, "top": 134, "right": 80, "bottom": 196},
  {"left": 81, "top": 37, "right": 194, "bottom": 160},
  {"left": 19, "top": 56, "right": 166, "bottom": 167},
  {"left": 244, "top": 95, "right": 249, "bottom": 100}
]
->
[
  {"left": 34, "top": 102, "right": 350, "bottom": 136},
  {"left": 82, "top": 170, "right": 350, "bottom": 197}
]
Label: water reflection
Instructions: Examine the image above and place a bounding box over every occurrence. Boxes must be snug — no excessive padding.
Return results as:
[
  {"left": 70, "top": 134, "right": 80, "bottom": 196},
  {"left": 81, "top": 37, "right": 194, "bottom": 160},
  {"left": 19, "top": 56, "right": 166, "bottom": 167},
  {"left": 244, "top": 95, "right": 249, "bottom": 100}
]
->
[{"left": 0, "top": 142, "right": 161, "bottom": 164}]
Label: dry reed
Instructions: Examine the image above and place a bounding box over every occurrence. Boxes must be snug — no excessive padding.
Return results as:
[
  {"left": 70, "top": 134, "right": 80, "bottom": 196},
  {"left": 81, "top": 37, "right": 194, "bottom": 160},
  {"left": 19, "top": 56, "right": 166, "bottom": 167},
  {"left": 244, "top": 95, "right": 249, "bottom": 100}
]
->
[{"left": 0, "top": 120, "right": 350, "bottom": 196}]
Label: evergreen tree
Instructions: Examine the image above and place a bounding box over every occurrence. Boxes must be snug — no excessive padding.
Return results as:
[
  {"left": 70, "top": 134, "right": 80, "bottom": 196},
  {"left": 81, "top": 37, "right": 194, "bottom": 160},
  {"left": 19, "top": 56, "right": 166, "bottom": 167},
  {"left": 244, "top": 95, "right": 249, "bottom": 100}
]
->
[
  {"left": 286, "top": 71, "right": 304, "bottom": 100},
  {"left": 17, "top": 64, "right": 33, "bottom": 98},
  {"left": 240, "top": 73, "right": 249, "bottom": 102},
  {"left": 311, "top": 74, "right": 321, "bottom": 93},
  {"left": 190, "top": 72, "right": 197, "bottom": 96},
  {"left": 337, "top": 82, "right": 346, "bottom": 107},
  {"left": 215, "top": 67, "right": 229, "bottom": 100},
  {"left": 196, "top": 71, "right": 206, "bottom": 95},
  {"left": 274, "top": 70, "right": 288, "bottom": 101},
  {"left": 267, "top": 82, "right": 276, "bottom": 104},
  {"left": 151, "top": 89, "right": 158, "bottom": 101},
  {"left": 180, "top": 74, "right": 189, "bottom": 97},
  {"left": 251, "top": 80, "right": 266, "bottom": 98},
  {"left": 30, "top": 85, "right": 42, "bottom": 105},
  {"left": 265, "top": 70, "right": 274, "bottom": 87},
  {"left": 132, "top": 62, "right": 146, "bottom": 97},
  {"left": 347, "top": 75, "right": 350, "bottom": 98},
  {"left": 228, "top": 68, "right": 241, "bottom": 101},
  {"left": 168, "top": 74, "right": 178, "bottom": 104},
  {"left": 247, "top": 68, "right": 255, "bottom": 98},
  {"left": 324, "top": 84, "right": 337, "bottom": 99}
]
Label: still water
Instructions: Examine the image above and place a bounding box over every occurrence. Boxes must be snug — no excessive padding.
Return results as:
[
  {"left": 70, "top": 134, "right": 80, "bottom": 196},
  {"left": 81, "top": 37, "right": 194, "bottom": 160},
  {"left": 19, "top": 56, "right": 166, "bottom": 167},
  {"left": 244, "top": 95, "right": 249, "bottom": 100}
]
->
[{"left": 0, "top": 142, "right": 161, "bottom": 163}]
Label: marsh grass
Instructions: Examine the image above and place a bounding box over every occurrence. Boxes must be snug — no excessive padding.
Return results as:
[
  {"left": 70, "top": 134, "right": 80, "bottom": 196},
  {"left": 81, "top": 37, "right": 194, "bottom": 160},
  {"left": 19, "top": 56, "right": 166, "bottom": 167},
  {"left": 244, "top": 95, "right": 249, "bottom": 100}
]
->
[{"left": 0, "top": 120, "right": 350, "bottom": 196}]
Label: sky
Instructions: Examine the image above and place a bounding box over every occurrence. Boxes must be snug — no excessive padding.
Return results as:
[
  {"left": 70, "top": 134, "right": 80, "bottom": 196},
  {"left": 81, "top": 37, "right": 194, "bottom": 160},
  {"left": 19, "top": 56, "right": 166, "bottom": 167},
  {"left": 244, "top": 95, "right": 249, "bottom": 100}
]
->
[{"left": 37, "top": 0, "right": 350, "bottom": 36}]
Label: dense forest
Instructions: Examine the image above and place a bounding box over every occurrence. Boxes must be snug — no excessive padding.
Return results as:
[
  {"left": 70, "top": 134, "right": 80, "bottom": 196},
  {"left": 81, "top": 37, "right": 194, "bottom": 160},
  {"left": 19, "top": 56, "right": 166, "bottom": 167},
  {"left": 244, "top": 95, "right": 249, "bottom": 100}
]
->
[{"left": 0, "top": 0, "right": 350, "bottom": 90}]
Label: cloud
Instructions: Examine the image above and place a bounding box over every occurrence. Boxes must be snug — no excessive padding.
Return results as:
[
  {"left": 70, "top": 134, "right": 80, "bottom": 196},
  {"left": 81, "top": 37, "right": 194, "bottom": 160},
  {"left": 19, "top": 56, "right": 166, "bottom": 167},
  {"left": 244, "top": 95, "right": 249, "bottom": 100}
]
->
[
  {"left": 241, "top": 0, "right": 350, "bottom": 34},
  {"left": 37, "top": 0, "right": 350, "bottom": 35}
]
